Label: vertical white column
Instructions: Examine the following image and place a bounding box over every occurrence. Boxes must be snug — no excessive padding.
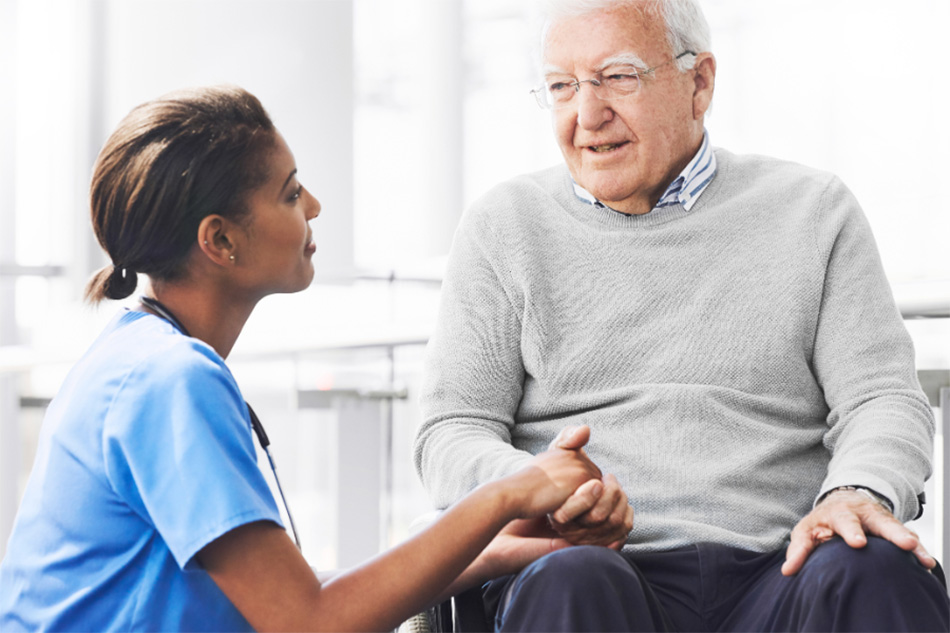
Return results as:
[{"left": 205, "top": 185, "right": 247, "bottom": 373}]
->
[
  {"left": 334, "top": 398, "right": 383, "bottom": 569},
  {"left": 102, "top": 0, "right": 355, "bottom": 281},
  {"left": 68, "top": 0, "right": 109, "bottom": 296},
  {"left": 421, "top": 0, "right": 464, "bottom": 258},
  {"left": 0, "top": 0, "right": 19, "bottom": 561}
]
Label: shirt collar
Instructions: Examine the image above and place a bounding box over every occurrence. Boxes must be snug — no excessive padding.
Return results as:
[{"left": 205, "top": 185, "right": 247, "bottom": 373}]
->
[{"left": 572, "top": 129, "right": 717, "bottom": 214}]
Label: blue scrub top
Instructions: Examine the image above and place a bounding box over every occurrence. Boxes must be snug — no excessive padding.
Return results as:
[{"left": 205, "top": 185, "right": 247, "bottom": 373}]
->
[{"left": 0, "top": 310, "right": 284, "bottom": 632}]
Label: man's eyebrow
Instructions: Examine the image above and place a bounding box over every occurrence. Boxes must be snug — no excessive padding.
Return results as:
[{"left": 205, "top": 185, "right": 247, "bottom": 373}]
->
[
  {"left": 281, "top": 168, "right": 298, "bottom": 192},
  {"left": 541, "top": 53, "right": 649, "bottom": 78},
  {"left": 597, "top": 53, "right": 649, "bottom": 71},
  {"left": 542, "top": 63, "right": 571, "bottom": 77}
]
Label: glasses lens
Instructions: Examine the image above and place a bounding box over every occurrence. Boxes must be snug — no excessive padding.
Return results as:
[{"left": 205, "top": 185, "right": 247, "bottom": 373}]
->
[
  {"left": 547, "top": 80, "right": 576, "bottom": 107},
  {"left": 532, "top": 87, "right": 550, "bottom": 109},
  {"left": 600, "top": 72, "right": 640, "bottom": 96}
]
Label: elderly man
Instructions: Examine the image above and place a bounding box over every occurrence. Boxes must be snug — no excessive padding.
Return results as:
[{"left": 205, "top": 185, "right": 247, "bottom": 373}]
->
[{"left": 414, "top": 0, "right": 949, "bottom": 630}]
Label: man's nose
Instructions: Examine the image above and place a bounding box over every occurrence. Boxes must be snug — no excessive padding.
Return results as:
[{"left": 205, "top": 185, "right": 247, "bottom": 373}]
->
[{"left": 574, "top": 84, "right": 613, "bottom": 130}]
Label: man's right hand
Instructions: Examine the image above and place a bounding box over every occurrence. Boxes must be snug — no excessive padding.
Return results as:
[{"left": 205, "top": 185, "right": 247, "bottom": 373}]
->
[{"left": 546, "top": 429, "right": 634, "bottom": 548}]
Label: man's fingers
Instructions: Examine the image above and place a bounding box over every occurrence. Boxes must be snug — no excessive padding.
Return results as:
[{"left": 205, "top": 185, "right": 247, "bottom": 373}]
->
[
  {"left": 782, "top": 527, "right": 822, "bottom": 576},
  {"left": 550, "top": 473, "right": 632, "bottom": 547},
  {"left": 827, "top": 510, "right": 868, "bottom": 549},
  {"left": 565, "top": 474, "right": 626, "bottom": 526},
  {"left": 861, "top": 509, "right": 921, "bottom": 550},
  {"left": 783, "top": 520, "right": 835, "bottom": 576},
  {"left": 911, "top": 540, "right": 937, "bottom": 569},
  {"left": 552, "top": 503, "right": 633, "bottom": 547},
  {"left": 781, "top": 543, "right": 809, "bottom": 576},
  {"left": 549, "top": 426, "right": 574, "bottom": 450},
  {"left": 550, "top": 479, "right": 604, "bottom": 524},
  {"left": 623, "top": 503, "right": 634, "bottom": 535},
  {"left": 581, "top": 474, "right": 622, "bottom": 524},
  {"left": 555, "top": 525, "right": 626, "bottom": 547},
  {"left": 604, "top": 505, "right": 634, "bottom": 550},
  {"left": 861, "top": 512, "right": 937, "bottom": 569},
  {"left": 551, "top": 424, "right": 591, "bottom": 451},
  {"left": 784, "top": 494, "right": 941, "bottom": 578}
]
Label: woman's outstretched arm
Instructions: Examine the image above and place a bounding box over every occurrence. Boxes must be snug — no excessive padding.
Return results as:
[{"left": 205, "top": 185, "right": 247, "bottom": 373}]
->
[{"left": 198, "top": 426, "right": 602, "bottom": 632}]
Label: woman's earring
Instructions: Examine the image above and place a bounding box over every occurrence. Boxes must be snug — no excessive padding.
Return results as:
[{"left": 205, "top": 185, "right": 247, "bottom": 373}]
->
[{"left": 229, "top": 255, "right": 235, "bottom": 262}]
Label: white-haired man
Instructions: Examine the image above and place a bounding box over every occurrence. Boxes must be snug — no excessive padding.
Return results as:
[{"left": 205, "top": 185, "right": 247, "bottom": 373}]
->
[{"left": 414, "top": 0, "right": 949, "bottom": 630}]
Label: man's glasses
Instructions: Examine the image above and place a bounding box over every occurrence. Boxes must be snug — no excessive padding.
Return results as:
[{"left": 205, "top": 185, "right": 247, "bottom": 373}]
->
[{"left": 531, "top": 51, "right": 696, "bottom": 110}]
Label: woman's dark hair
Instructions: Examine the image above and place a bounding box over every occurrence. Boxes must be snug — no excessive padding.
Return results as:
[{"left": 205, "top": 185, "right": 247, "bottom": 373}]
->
[{"left": 84, "top": 85, "right": 276, "bottom": 303}]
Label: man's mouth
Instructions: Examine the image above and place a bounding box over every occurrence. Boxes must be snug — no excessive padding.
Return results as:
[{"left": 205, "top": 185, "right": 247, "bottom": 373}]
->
[{"left": 588, "top": 142, "right": 627, "bottom": 153}]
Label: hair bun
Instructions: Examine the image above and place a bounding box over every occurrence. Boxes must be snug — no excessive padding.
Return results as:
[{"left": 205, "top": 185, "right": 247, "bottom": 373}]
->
[{"left": 105, "top": 265, "right": 138, "bottom": 300}]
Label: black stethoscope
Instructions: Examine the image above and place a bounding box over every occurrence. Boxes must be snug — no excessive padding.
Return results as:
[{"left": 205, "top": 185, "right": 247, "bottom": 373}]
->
[{"left": 139, "top": 296, "right": 302, "bottom": 551}]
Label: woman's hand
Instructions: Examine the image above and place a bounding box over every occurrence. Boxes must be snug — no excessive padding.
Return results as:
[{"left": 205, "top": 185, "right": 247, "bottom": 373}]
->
[
  {"left": 466, "top": 517, "right": 570, "bottom": 580},
  {"left": 504, "top": 425, "right": 603, "bottom": 520}
]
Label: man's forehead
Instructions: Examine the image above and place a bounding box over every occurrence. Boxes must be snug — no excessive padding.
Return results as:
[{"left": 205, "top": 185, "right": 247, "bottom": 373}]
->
[{"left": 542, "top": 6, "right": 668, "bottom": 69}]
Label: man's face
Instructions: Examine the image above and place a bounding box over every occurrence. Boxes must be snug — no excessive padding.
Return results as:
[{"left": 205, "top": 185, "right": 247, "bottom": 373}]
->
[{"left": 544, "top": 4, "right": 710, "bottom": 215}]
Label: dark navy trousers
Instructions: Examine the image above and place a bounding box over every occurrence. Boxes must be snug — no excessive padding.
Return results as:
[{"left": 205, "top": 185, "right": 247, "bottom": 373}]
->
[{"left": 482, "top": 538, "right": 950, "bottom": 632}]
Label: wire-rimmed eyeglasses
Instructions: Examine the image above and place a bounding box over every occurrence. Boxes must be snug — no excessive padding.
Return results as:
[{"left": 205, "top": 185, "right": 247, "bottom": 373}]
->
[{"left": 530, "top": 50, "right": 696, "bottom": 110}]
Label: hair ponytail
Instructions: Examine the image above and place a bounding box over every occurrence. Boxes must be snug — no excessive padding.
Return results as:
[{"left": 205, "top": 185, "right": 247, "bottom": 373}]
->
[{"left": 84, "top": 264, "right": 139, "bottom": 304}]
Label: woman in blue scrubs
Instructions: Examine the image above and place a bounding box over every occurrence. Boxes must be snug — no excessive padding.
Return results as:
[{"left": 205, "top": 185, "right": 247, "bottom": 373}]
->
[{"left": 0, "top": 85, "right": 604, "bottom": 632}]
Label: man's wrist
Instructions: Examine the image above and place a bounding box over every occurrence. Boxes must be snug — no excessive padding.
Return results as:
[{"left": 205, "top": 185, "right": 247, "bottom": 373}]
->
[{"left": 819, "top": 485, "right": 894, "bottom": 513}]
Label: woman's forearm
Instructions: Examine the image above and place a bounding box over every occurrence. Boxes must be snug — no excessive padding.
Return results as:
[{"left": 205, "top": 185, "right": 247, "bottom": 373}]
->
[{"left": 315, "top": 479, "right": 519, "bottom": 630}]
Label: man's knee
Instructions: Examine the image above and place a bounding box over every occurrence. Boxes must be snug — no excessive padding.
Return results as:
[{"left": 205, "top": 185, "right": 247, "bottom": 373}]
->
[
  {"left": 789, "top": 536, "right": 949, "bottom": 631},
  {"left": 493, "top": 546, "right": 665, "bottom": 632},
  {"left": 802, "top": 536, "right": 930, "bottom": 590},
  {"left": 516, "top": 545, "right": 634, "bottom": 590}
]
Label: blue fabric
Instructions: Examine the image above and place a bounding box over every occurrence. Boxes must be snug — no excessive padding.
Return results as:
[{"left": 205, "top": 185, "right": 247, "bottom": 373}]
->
[{"left": 0, "top": 310, "right": 284, "bottom": 632}]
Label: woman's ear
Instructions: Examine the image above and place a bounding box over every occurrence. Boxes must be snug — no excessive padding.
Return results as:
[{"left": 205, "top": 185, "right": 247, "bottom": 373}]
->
[{"left": 197, "top": 215, "right": 239, "bottom": 267}]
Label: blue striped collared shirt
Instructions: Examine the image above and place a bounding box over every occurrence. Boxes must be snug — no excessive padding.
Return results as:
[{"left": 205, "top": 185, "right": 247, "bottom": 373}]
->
[{"left": 573, "top": 130, "right": 717, "bottom": 213}]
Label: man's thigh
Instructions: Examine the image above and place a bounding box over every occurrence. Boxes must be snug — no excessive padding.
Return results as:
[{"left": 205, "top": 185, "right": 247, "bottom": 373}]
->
[
  {"left": 481, "top": 538, "right": 949, "bottom": 632},
  {"left": 483, "top": 545, "right": 705, "bottom": 632},
  {"left": 719, "top": 536, "right": 950, "bottom": 632}
]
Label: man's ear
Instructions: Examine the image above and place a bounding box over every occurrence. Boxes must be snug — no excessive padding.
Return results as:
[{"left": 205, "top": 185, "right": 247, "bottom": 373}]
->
[
  {"left": 197, "top": 215, "right": 238, "bottom": 267},
  {"left": 691, "top": 52, "right": 716, "bottom": 120}
]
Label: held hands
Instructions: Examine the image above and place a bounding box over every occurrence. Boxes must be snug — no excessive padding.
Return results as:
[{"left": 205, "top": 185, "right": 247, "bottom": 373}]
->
[
  {"left": 546, "top": 428, "right": 634, "bottom": 549},
  {"left": 782, "top": 488, "right": 937, "bottom": 576},
  {"left": 474, "top": 426, "right": 613, "bottom": 582},
  {"left": 509, "top": 425, "right": 604, "bottom": 520},
  {"left": 474, "top": 517, "right": 573, "bottom": 580}
]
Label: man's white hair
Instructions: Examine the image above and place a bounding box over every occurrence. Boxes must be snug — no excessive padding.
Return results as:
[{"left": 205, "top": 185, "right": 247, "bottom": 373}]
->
[{"left": 540, "top": 0, "right": 711, "bottom": 72}]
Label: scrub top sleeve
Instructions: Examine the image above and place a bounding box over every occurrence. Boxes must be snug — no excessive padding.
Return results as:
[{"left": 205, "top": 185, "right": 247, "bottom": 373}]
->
[{"left": 102, "top": 341, "right": 284, "bottom": 570}]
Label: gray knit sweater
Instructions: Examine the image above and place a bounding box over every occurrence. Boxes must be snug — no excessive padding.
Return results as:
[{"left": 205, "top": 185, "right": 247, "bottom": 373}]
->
[{"left": 413, "top": 149, "right": 934, "bottom": 553}]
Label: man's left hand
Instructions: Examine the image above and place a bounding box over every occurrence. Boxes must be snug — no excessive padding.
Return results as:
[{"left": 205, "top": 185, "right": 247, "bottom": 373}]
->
[{"left": 782, "top": 488, "right": 937, "bottom": 576}]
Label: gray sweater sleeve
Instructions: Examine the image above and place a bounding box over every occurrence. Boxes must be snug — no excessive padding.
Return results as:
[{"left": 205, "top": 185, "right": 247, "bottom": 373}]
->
[
  {"left": 811, "top": 177, "right": 934, "bottom": 522},
  {"left": 413, "top": 206, "right": 534, "bottom": 508}
]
